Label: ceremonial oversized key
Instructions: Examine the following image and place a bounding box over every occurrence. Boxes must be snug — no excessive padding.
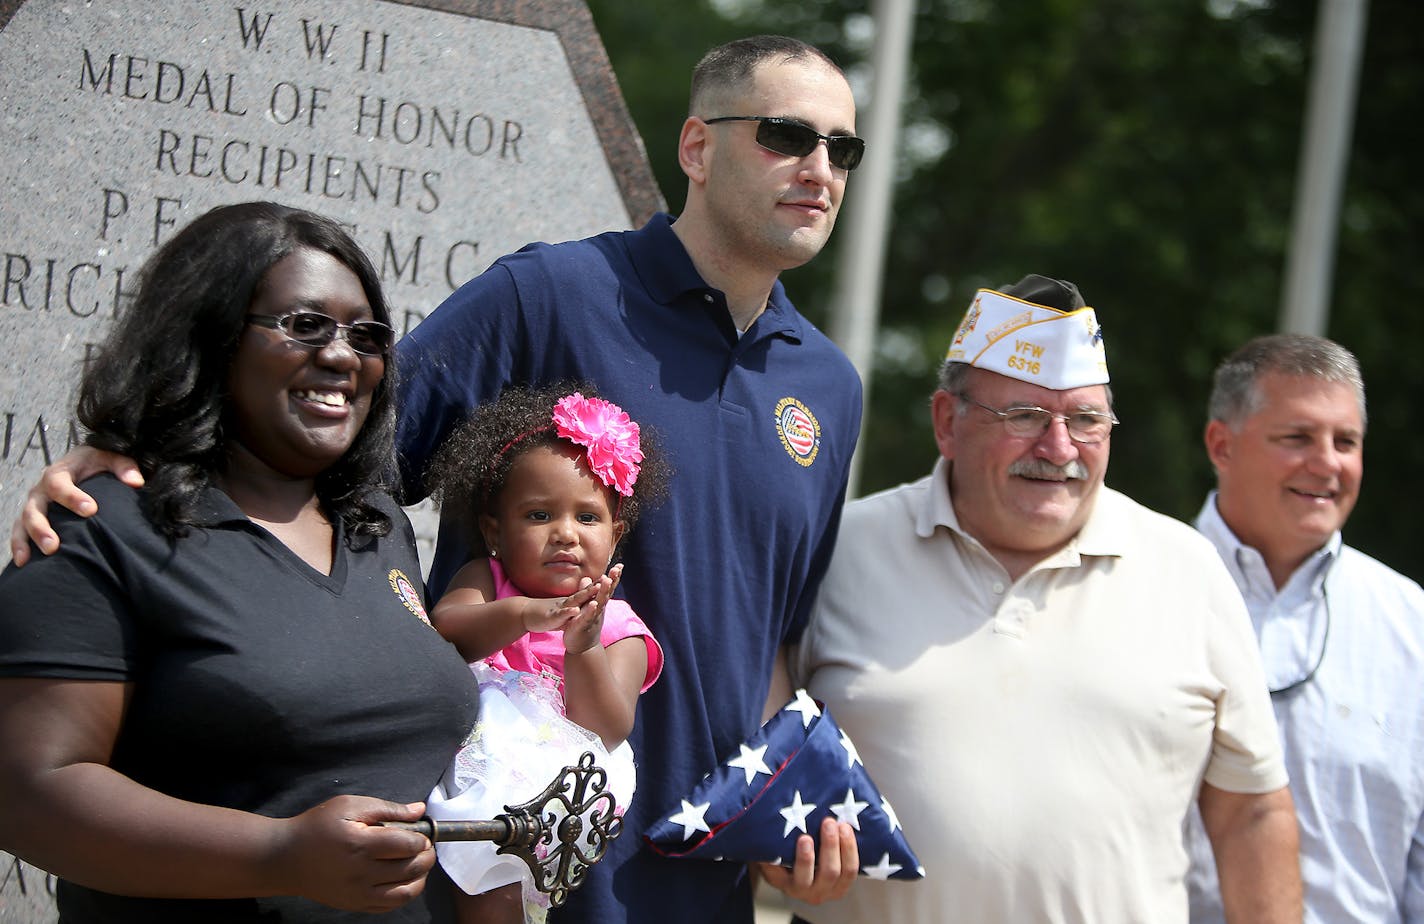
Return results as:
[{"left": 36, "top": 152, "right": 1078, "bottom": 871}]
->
[{"left": 386, "top": 752, "right": 621, "bottom": 907}]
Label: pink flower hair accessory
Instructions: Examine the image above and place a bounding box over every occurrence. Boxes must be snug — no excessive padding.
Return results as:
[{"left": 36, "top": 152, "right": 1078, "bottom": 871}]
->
[{"left": 551, "top": 392, "right": 643, "bottom": 496}]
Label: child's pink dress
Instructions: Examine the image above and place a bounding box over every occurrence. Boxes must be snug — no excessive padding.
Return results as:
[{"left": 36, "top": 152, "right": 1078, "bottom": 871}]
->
[{"left": 426, "top": 560, "right": 663, "bottom": 913}]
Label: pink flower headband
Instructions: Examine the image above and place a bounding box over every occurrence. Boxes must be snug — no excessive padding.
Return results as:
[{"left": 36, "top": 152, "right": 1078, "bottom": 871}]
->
[{"left": 551, "top": 392, "right": 643, "bottom": 496}]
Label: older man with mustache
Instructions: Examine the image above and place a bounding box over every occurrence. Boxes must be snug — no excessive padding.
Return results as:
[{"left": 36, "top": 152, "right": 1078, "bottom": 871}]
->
[{"left": 783, "top": 275, "right": 1302, "bottom": 924}]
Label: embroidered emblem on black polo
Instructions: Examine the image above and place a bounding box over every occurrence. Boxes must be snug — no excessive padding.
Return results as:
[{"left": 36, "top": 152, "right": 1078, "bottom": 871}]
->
[
  {"left": 774, "top": 397, "right": 821, "bottom": 468},
  {"left": 388, "top": 569, "right": 431, "bottom": 625}
]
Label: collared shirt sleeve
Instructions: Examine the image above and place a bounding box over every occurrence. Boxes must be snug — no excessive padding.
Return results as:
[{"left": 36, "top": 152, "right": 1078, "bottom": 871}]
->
[
  {"left": 0, "top": 476, "right": 141, "bottom": 680},
  {"left": 1199, "top": 551, "right": 1290, "bottom": 794}
]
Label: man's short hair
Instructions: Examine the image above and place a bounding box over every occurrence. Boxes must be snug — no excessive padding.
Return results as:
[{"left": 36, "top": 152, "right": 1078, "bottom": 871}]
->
[
  {"left": 1208, "top": 333, "right": 1366, "bottom": 430},
  {"left": 937, "top": 359, "right": 973, "bottom": 396},
  {"left": 689, "top": 35, "right": 842, "bottom": 116}
]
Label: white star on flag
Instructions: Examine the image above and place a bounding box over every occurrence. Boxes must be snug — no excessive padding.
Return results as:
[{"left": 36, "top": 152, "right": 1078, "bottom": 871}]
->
[
  {"left": 727, "top": 743, "right": 774, "bottom": 786},
  {"left": 881, "top": 796, "right": 902, "bottom": 832},
  {"left": 838, "top": 728, "right": 863, "bottom": 768},
  {"left": 785, "top": 688, "right": 821, "bottom": 728},
  {"left": 668, "top": 799, "right": 712, "bottom": 841},
  {"left": 830, "top": 787, "right": 868, "bottom": 830},
  {"left": 641, "top": 693, "right": 924, "bottom": 882},
  {"left": 863, "top": 852, "right": 904, "bottom": 880},
  {"left": 779, "top": 790, "right": 818, "bottom": 838}
]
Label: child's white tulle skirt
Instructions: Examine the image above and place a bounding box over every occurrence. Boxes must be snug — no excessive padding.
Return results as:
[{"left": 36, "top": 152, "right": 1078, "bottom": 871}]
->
[{"left": 426, "top": 662, "right": 636, "bottom": 918}]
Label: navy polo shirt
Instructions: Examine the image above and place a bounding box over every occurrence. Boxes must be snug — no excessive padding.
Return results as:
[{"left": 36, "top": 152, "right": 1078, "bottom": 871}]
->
[
  {"left": 0, "top": 475, "right": 479, "bottom": 923},
  {"left": 395, "top": 213, "right": 863, "bottom": 924}
]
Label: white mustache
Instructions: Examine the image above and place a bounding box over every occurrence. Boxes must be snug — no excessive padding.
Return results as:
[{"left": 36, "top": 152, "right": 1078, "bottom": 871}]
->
[{"left": 1008, "top": 458, "right": 1089, "bottom": 481}]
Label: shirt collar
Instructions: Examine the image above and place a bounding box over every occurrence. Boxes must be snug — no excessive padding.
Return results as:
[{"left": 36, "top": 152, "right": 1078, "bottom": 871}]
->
[
  {"left": 915, "top": 456, "right": 961, "bottom": 539},
  {"left": 190, "top": 483, "right": 251, "bottom": 527},
  {"left": 188, "top": 483, "right": 358, "bottom": 549},
  {"left": 1194, "top": 490, "right": 1341, "bottom": 597},
  {"left": 625, "top": 212, "right": 803, "bottom": 341},
  {"left": 1072, "top": 485, "right": 1130, "bottom": 558}
]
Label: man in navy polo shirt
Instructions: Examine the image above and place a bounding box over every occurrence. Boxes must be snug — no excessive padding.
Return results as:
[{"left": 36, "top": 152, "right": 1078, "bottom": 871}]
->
[
  {"left": 10, "top": 34, "right": 866, "bottom": 924},
  {"left": 393, "top": 35, "right": 865, "bottom": 923}
]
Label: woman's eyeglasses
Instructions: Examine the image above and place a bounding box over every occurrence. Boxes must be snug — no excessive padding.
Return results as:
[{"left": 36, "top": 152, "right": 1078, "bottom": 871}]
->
[
  {"left": 246, "top": 311, "right": 394, "bottom": 356},
  {"left": 704, "top": 116, "right": 865, "bottom": 171}
]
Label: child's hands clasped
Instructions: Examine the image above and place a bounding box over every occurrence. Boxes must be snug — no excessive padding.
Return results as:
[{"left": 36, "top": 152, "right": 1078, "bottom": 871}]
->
[{"left": 521, "top": 563, "right": 624, "bottom": 654}]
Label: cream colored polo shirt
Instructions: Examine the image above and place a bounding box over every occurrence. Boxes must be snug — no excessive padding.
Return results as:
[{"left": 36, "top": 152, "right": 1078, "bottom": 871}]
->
[{"left": 789, "top": 458, "right": 1285, "bottom": 924}]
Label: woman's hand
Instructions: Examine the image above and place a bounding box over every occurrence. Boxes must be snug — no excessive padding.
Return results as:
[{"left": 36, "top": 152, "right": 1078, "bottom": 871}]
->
[
  {"left": 272, "top": 796, "right": 436, "bottom": 914},
  {"left": 0, "top": 677, "right": 436, "bottom": 907},
  {"left": 9, "top": 447, "right": 144, "bottom": 565}
]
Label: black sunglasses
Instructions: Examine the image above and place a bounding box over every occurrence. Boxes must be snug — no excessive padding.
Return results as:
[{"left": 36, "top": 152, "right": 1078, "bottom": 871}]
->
[
  {"left": 245, "top": 311, "right": 394, "bottom": 356},
  {"left": 704, "top": 116, "right": 865, "bottom": 171}
]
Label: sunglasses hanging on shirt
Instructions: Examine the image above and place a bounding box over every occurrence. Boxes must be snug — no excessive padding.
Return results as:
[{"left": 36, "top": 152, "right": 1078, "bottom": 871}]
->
[{"left": 1268, "top": 563, "right": 1335, "bottom": 697}]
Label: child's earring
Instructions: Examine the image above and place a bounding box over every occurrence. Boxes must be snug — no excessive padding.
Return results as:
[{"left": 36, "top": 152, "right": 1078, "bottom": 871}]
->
[{"left": 489, "top": 547, "right": 499, "bottom": 559}]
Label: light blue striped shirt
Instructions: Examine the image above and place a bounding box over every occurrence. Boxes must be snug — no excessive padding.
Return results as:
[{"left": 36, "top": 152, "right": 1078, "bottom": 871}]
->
[{"left": 1187, "top": 493, "right": 1424, "bottom": 923}]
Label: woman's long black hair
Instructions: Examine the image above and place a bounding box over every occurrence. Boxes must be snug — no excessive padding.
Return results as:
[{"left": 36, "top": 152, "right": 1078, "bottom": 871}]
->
[{"left": 76, "top": 201, "right": 398, "bottom": 541}]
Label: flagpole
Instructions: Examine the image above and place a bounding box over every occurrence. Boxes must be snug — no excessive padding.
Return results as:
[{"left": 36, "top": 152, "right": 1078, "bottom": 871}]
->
[
  {"left": 1278, "top": 0, "right": 1369, "bottom": 336},
  {"left": 829, "top": 0, "right": 916, "bottom": 497}
]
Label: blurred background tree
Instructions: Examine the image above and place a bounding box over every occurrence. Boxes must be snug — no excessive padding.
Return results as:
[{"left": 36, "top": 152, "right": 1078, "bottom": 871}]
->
[{"left": 584, "top": 0, "right": 1423, "bottom": 582}]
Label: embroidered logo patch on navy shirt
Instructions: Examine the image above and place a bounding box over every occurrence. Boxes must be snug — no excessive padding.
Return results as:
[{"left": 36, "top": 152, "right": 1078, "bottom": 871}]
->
[
  {"left": 388, "top": 569, "right": 431, "bottom": 624},
  {"left": 774, "top": 397, "right": 821, "bottom": 468}
]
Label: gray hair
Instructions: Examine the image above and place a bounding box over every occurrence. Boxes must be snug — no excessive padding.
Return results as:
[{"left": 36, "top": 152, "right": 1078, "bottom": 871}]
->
[
  {"left": 1208, "top": 333, "right": 1366, "bottom": 429},
  {"left": 937, "top": 357, "right": 973, "bottom": 396}
]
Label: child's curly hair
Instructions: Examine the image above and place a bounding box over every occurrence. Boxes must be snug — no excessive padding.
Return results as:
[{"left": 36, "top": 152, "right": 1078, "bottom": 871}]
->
[{"left": 426, "top": 381, "right": 673, "bottom": 557}]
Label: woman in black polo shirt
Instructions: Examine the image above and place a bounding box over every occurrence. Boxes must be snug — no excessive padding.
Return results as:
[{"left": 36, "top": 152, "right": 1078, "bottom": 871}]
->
[{"left": 0, "top": 202, "right": 479, "bottom": 923}]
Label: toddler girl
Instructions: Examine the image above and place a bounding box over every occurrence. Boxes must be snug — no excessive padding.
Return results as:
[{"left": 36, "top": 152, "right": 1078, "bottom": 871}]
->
[{"left": 422, "top": 383, "right": 670, "bottom": 922}]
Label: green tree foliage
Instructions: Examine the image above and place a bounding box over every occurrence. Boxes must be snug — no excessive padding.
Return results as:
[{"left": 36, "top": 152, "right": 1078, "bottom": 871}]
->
[{"left": 586, "top": 0, "right": 1423, "bottom": 582}]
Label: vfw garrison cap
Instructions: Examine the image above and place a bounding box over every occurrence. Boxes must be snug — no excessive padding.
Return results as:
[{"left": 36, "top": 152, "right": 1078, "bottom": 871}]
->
[{"left": 945, "top": 274, "right": 1109, "bottom": 389}]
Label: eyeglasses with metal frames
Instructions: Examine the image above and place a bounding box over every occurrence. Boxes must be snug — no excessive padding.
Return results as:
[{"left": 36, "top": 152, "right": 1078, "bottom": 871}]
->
[
  {"left": 245, "top": 311, "right": 394, "bottom": 356},
  {"left": 703, "top": 116, "right": 865, "bottom": 171},
  {"left": 958, "top": 393, "right": 1119, "bottom": 444}
]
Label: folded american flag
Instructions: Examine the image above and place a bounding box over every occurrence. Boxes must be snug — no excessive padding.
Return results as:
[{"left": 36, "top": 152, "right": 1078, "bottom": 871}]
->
[{"left": 643, "top": 689, "right": 925, "bottom": 881}]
